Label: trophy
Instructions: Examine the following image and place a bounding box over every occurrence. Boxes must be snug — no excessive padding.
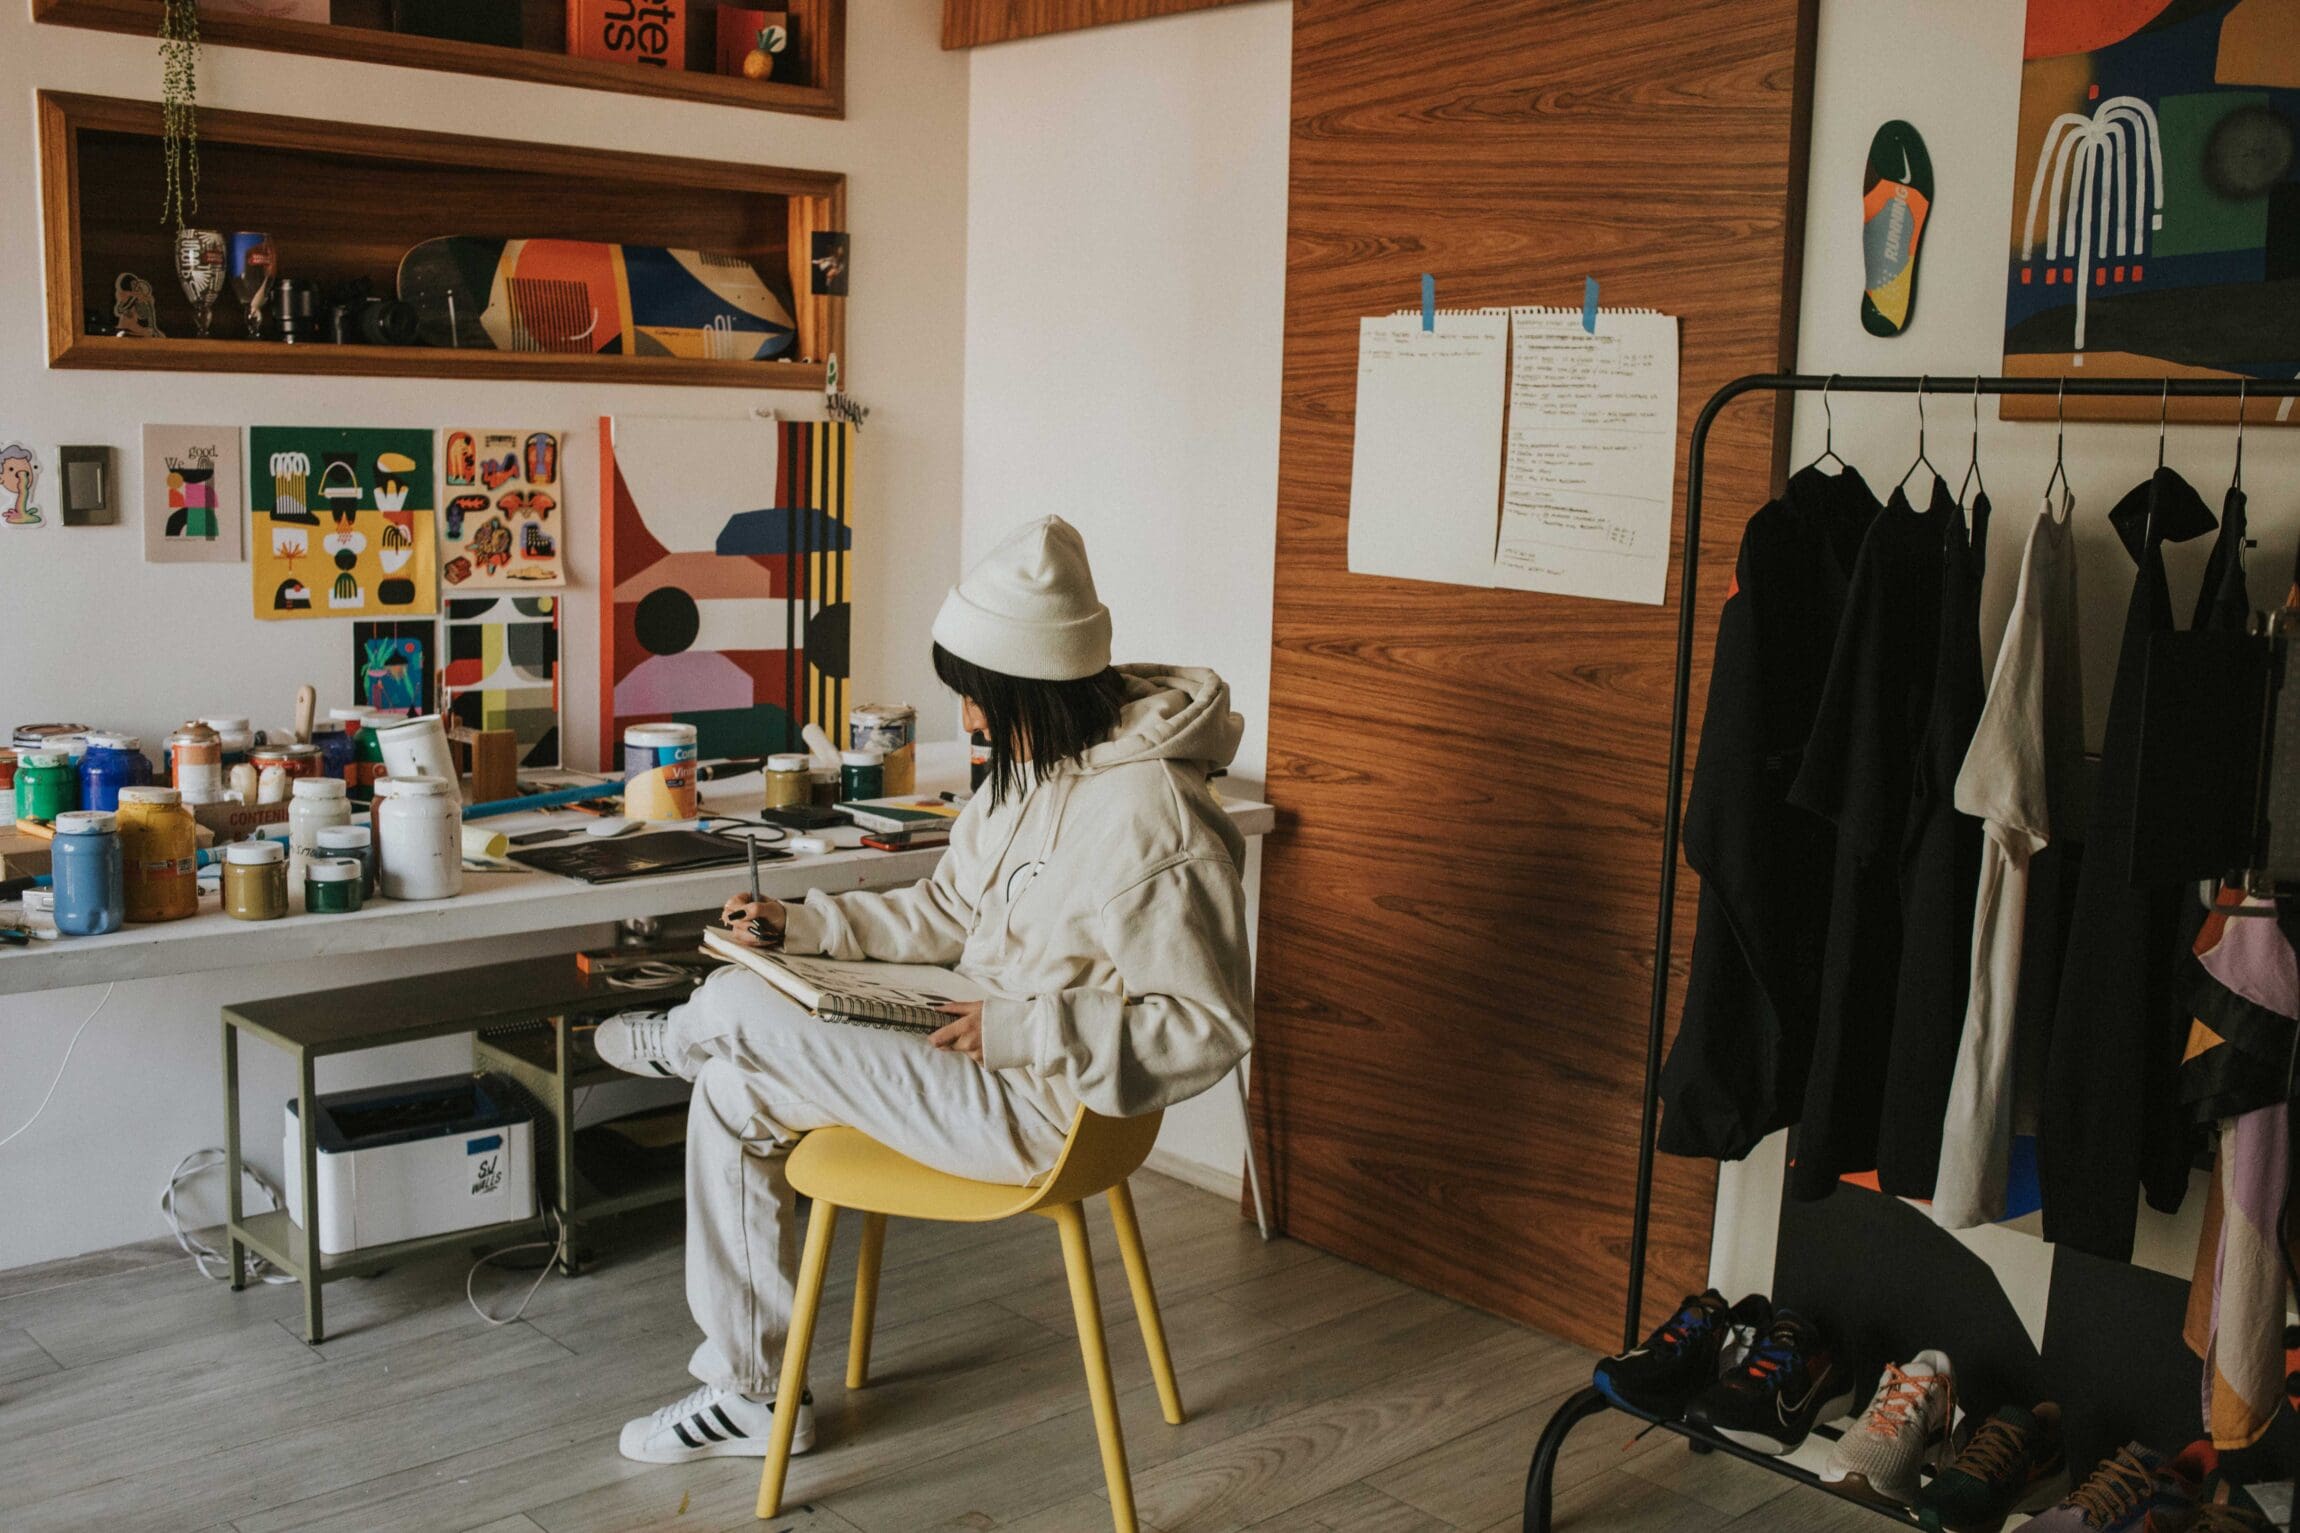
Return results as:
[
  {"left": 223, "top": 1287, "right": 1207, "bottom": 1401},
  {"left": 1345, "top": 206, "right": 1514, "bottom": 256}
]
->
[{"left": 174, "top": 228, "right": 225, "bottom": 338}]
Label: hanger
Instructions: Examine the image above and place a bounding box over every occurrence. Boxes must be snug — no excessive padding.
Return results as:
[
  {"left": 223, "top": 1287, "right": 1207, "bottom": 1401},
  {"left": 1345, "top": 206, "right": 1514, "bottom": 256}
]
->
[
  {"left": 1895, "top": 375, "right": 1940, "bottom": 500},
  {"left": 2157, "top": 378, "right": 2171, "bottom": 472},
  {"left": 1956, "top": 376, "right": 1986, "bottom": 509},
  {"left": 2232, "top": 377, "right": 2248, "bottom": 494},
  {"left": 1800, "top": 374, "right": 1847, "bottom": 476},
  {"left": 2042, "top": 377, "right": 2072, "bottom": 519}
]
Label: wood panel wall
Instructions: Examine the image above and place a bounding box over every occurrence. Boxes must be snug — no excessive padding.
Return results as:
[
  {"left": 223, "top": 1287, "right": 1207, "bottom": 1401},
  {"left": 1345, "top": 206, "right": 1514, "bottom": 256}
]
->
[
  {"left": 940, "top": 0, "right": 1253, "bottom": 49},
  {"left": 1252, "top": 0, "right": 1819, "bottom": 1352}
]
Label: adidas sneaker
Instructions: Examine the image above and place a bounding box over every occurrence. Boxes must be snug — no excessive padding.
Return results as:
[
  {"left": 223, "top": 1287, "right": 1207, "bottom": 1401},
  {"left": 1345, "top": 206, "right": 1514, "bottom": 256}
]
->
[
  {"left": 1819, "top": 1349, "right": 1955, "bottom": 1506},
  {"left": 1683, "top": 1308, "right": 1855, "bottom": 1455},
  {"left": 591, "top": 1010, "right": 687, "bottom": 1079},
  {"left": 617, "top": 1381, "right": 814, "bottom": 1464},
  {"left": 1591, "top": 1290, "right": 1771, "bottom": 1418}
]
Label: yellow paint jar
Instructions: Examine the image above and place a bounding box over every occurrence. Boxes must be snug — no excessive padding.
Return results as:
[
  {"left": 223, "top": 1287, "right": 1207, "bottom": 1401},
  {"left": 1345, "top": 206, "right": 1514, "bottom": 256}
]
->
[
  {"left": 222, "top": 839, "right": 288, "bottom": 921},
  {"left": 117, "top": 785, "right": 199, "bottom": 923}
]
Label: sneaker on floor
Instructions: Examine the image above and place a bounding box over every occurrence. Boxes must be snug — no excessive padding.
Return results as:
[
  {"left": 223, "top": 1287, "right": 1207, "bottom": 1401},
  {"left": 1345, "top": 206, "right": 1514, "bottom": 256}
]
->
[
  {"left": 1591, "top": 1290, "right": 1771, "bottom": 1418},
  {"left": 1819, "top": 1349, "right": 1957, "bottom": 1507},
  {"left": 591, "top": 1010, "right": 685, "bottom": 1079},
  {"left": 2020, "top": 1443, "right": 2197, "bottom": 1532},
  {"left": 1915, "top": 1401, "right": 2068, "bottom": 1531},
  {"left": 2186, "top": 1444, "right": 2274, "bottom": 1533},
  {"left": 617, "top": 1382, "right": 814, "bottom": 1464},
  {"left": 1682, "top": 1308, "right": 1855, "bottom": 1456}
]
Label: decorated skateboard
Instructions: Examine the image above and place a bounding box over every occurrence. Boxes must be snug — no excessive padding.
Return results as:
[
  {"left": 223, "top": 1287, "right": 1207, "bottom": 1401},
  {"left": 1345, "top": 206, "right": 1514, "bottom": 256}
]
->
[{"left": 397, "top": 237, "right": 799, "bottom": 361}]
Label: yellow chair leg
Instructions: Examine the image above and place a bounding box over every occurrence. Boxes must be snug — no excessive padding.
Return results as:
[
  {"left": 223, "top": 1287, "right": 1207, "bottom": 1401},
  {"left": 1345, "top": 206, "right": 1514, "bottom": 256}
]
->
[
  {"left": 1107, "top": 1180, "right": 1185, "bottom": 1425},
  {"left": 757, "top": 1198, "right": 840, "bottom": 1522},
  {"left": 1052, "top": 1202, "right": 1138, "bottom": 1533},
  {"left": 847, "top": 1210, "right": 888, "bottom": 1389}
]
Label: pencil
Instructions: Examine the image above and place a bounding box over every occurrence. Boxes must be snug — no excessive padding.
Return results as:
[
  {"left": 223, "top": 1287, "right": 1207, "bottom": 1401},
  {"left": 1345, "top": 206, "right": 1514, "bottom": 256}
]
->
[{"left": 747, "top": 833, "right": 761, "bottom": 904}]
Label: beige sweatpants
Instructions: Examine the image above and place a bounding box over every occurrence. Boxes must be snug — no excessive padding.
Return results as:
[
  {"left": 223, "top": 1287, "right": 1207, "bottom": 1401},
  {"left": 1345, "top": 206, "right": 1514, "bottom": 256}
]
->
[{"left": 663, "top": 967, "right": 1071, "bottom": 1395}]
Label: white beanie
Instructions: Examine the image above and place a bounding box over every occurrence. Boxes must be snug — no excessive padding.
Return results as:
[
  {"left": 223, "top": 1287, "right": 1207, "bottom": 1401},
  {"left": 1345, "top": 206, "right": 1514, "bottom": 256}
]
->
[{"left": 931, "top": 515, "right": 1112, "bottom": 681}]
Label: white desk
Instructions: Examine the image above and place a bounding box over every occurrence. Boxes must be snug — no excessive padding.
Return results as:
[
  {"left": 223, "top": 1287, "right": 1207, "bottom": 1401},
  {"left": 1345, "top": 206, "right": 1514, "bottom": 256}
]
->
[{"left": 0, "top": 748, "right": 1274, "bottom": 998}]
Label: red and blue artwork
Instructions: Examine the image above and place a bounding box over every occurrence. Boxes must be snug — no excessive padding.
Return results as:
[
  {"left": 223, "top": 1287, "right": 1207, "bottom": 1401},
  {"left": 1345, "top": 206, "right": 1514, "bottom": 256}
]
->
[
  {"left": 2004, "top": 0, "right": 2300, "bottom": 421},
  {"left": 599, "top": 416, "right": 854, "bottom": 767}
]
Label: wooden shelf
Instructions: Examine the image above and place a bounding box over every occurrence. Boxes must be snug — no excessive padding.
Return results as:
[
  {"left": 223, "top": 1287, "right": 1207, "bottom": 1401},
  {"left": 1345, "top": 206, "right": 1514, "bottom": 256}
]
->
[
  {"left": 39, "top": 91, "right": 846, "bottom": 391},
  {"left": 36, "top": 0, "right": 844, "bottom": 117}
]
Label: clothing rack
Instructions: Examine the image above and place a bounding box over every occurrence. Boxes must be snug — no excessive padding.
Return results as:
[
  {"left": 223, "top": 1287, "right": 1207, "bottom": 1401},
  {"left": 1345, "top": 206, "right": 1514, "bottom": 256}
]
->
[{"left": 1520, "top": 371, "right": 2300, "bottom": 1533}]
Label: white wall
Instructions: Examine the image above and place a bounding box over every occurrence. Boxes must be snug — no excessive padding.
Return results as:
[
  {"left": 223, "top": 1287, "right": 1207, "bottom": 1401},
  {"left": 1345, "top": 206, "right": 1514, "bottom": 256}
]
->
[
  {"left": 961, "top": 1, "right": 1291, "bottom": 1192},
  {"left": 1710, "top": 0, "right": 2300, "bottom": 1301},
  {"left": 0, "top": 6, "right": 971, "bottom": 1265}
]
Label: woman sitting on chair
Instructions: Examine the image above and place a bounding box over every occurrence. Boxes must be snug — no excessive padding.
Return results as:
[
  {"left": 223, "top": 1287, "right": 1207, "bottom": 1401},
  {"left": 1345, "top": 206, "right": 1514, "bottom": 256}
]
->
[{"left": 596, "top": 515, "right": 1255, "bottom": 1464}]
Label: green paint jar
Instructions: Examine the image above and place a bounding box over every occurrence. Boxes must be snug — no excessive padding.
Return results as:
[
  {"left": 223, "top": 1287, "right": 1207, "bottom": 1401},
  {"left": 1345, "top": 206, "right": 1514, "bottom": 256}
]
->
[
  {"left": 14, "top": 751, "right": 75, "bottom": 822},
  {"left": 304, "top": 856, "right": 365, "bottom": 914}
]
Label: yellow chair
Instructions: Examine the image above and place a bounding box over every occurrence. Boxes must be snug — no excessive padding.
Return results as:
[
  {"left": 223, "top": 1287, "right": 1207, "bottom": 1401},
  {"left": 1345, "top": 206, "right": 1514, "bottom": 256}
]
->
[{"left": 755, "top": 1106, "right": 1187, "bottom": 1533}]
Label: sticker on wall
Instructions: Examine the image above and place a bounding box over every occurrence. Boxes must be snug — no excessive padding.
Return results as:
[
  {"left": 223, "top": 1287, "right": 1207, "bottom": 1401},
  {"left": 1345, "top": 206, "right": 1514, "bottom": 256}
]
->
[
  {"left": 249, "top": 427, "right": 437, "bottom": 621},
  {"left": 442, "top": 595, "right": 560, "bottom": 768},
  {"left": 143, "top": 425, "right": 244, "bottom": 563},
  {"left": 352, "top": 619, "right": 438, "bottom": 715},
  {"left": 1, "top": 442, "right": 42, "bottom": 527},
  {"left": 439, "top": 428, "right": 564, "bottom": 590}
]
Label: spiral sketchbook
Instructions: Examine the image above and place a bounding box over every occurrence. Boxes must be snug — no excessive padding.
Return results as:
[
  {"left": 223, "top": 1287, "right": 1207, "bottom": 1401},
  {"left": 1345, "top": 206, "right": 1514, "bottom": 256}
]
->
[{"left": 1346, "top": 305, "right": 1678, "bottom": 605}]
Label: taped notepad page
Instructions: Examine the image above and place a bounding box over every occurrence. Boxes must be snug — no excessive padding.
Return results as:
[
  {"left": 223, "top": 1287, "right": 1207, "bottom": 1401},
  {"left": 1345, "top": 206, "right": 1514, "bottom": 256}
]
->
[
  {"left": 1494, "top": 308, "right": 1678, "bottom": 605},
  {"left": 1346, "top": 310, "right": 1509, "bottom": 588}
]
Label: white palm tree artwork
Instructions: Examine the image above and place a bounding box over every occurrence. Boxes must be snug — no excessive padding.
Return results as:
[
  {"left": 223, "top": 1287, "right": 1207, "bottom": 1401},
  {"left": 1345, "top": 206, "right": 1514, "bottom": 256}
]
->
[{"left": 2019, "top": 95, "right": 2165, "bottom": 361}]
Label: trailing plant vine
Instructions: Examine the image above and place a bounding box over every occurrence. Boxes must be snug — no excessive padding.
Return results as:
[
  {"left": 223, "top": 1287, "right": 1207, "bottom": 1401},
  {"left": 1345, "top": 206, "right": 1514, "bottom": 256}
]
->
[{"left": 159, "top": 0, "right": 199, "bottom": 227}]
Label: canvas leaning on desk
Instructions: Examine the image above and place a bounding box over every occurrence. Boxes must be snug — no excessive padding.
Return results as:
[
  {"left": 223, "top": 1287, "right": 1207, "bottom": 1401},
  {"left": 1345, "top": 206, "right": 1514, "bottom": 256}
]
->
[{"left": 700, "top": 927, "right": 985, "bottom": 1034}]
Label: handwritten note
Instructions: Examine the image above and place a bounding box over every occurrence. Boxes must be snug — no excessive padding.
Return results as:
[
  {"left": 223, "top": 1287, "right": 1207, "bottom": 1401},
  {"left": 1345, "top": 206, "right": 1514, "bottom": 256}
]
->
[
  {"left": 1345, "top": 312, "right": 1510, "bottom": 589},
  {"left": 1492, "top": 309, "right": 1678, "bottom": 605}
]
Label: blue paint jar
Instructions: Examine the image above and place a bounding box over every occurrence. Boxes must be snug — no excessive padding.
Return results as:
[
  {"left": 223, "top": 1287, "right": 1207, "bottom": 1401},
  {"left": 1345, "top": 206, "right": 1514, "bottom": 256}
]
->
[
  {"left": 78, "top": 733, "right": 152, "bottom": 813},
  {"left": 50, "top": 810, "right": 124, "bottom": 937}
]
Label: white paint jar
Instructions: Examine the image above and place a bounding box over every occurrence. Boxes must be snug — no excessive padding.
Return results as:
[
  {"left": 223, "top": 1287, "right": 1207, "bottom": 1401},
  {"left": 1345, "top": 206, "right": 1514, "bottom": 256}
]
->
[
  {"left": 374, "top": 714, "right": 458, "bottom": 785},
  {"left": 288, "top": 776, "right": 351, "bottom": 885},
  {"left": 374, "top": 777, "right": 462, "bottom": 901}
]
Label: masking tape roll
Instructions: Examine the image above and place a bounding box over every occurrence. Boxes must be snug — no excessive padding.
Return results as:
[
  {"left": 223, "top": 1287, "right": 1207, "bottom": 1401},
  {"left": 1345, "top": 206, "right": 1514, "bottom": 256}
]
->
[{"left": 461, "top": 825, "right": 508, "bottom": 860}]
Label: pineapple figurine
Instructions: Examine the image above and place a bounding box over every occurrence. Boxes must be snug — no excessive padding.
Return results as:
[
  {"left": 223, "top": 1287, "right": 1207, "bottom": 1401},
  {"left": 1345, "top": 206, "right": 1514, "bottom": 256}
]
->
[{"left": 742, "top": 20, "right": 787, "bottom": 80}]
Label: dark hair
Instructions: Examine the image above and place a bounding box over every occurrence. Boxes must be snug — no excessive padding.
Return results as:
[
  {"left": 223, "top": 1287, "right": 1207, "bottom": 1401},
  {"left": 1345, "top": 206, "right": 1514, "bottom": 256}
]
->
[{"left": 932, "top": 643, "right": 1126, "bottom": 803}]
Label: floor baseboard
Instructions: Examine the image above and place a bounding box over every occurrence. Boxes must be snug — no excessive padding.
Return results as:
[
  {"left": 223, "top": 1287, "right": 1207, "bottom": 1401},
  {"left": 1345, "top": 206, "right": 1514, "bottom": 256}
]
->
[{"left": 1144, "top": 1148, "right": 1244, "bottom": 1205}]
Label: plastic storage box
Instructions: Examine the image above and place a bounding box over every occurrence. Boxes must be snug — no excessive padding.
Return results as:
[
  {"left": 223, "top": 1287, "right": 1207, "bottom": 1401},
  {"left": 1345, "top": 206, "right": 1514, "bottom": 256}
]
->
[{"left": 283, "top": 1073, "right": 536, "bottom": 1255}]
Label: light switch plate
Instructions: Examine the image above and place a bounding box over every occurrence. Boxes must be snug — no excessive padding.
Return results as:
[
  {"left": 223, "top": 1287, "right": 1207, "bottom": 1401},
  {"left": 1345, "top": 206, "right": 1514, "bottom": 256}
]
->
[{"left": 59, "top": 445, "right": 116, "bottom": 526}]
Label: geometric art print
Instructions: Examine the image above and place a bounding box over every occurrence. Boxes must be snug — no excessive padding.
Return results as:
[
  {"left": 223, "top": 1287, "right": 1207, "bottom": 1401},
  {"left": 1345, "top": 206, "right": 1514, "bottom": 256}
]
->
[
  {"left": 598, "top": 416, "right": 854, "bottom": 769},
  {"left": 441, "top": 595, "right": 559, "bottom": 768}
]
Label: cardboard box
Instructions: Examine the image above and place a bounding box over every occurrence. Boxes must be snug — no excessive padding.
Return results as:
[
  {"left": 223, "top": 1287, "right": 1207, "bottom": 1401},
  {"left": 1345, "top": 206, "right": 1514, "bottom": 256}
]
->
[
  {"left": 567, "top": 0, "right": 685, "bottom": 70},
  {"left": 0, "top": 828, "right": 51, "bottom": 882}
]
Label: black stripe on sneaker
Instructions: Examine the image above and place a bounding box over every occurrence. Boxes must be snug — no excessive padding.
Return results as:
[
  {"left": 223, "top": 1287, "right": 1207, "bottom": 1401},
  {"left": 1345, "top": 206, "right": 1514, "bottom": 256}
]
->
[
  {"left": 711, "top": 1404, "right": 747, "bottom": 1439},
  {"left": 652, "top": 1062, "right": 674, "bottom": 1076},
  {"left": 672, "top": 1421, "right": 702, "bottom": 1449},
  {"left": 690, "top": 1414, "right": 724, "bottom": 1443}
]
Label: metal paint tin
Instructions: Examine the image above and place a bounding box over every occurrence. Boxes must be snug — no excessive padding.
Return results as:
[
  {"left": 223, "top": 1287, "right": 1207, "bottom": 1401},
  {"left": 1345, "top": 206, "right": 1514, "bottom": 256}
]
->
[
  {"left": 166, "top": 723, "right": 224, "bottom": 794},
  {"left": 313, "top": 721, "right": 358, "bottom": 782},
  {"left": 251, "top": 742, "right": 323, "bottom": 782},
  {"left": 12, "top": 724, "right": 90, "bottom": 758},
  {"left": 117, "top": 786, "right": 197, "bottom": 923},
  {"left": 78, "top": 734, "right": 151, "bottom": 813},
  {"left": 304, "top": 857, "right": 366, "bottom": 914},
  {"left": 222, "top": 839, "right": 288, "bottom": 922},
  {"left": 50, "top": 810, "right": 124, "bottom": 936},
  {"left": 14, "top": 751, "right": 74, "bottom": 822},
  {"left": 849, "top": 704, "right": 917, "bottom": 797},
  {"left": 764, "top": 753, "right": 811, "bottom": 809},
  {"left": 202, "top": 716, "right": 256, "bottom": 767},
  {"left": 622, "top": 723, "right": 698, "bottom": 821},
  {"left": 840, "top": 749, "right": 886, "bottom": 802}
]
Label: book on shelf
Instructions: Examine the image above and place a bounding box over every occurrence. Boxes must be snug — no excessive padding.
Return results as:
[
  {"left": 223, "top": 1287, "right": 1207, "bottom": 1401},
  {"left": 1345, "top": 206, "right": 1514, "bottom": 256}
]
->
[
  {"left": 699, "top": 928, "right": 983, "bottom": 1034},
  {"left": 566, "top": 0, "right": 687, "bottom": 69}
]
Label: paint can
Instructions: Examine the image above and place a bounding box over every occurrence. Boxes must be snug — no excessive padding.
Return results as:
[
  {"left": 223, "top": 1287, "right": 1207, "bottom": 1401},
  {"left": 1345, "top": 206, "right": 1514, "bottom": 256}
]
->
[
  {"left": 764, "top": 753, "right": 811, "bottom": 809},
  {"left": 167, "top": 722, "right": 224, "bottom": 795},
  {"left": 840, "top": 749, "right": 886, "bottom": 802},
  {"left": 78, "top": 734, "right": 153, "bottom": 813},
  {"left": 849, "top": 704, "right": 917, "bottom": 797},
  {"left": 0, "top": 750, "right": 16, "bottom": 830},
  {"left": 117, "top": 786, "right": 198, "bottom": 923},
  {"left": 202, "top": 716, "right": 256, "bottom": 767},
  {"left": 374, "top": 776, "right": 462, "bottom": 900},
  {"left": 623, "top": 723, "right": 698, "bottom": 821},
  {"left": 289, "top": 777, "right": 352, "bottom": 884},
  {"left": 313, "top": 720, "right": 359, "bottom": 782},
  {"left": 14, "top": 751, "right": 75, "bottom": 822},
  {"left": 251, "top": 742, "right": 323, "bottom": 783},
  {"left": 222, "top": 839, "right": 288, "bottom": 922},
  {"left": 374, "top": 714, "right": 457, "bottom": 785},
  {"left": 50, "top": 810, "right": 124, "bottom": 936},
  {"left": 12, "top": 724, "right": 90, "bottom": 759},
  {"left": 305, "top": 857, "right": 366, "bottom": 914}
]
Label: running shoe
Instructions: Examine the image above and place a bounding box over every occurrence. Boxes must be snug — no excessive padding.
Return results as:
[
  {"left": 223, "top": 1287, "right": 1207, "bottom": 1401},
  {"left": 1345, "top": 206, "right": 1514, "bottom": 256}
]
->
[
  {"left": 2019, "top": 1442, "right": 2197, "bottom": 1532},
  {"left": 1916, "top": 1401, "right": 2068, "bottom": 1530},
  {"left": 1591, "top": 1290, "right": 1771, "bottom": 1418},
  {"left": 1683, "top": 1308, "right": 1855, "bottom": 1455},
  {"left": 2186, "top": 1442, "right": 2274, "bottom": 1533},
  {"left": 1819, "top": 1349, "right": 1956, "bottom": 1506}
]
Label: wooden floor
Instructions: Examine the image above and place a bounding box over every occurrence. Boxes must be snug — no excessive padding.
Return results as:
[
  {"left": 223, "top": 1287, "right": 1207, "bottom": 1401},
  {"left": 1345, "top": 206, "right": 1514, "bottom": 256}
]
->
[{"left": 0, "top": 1172, "right": 1880, "bottom": 1533}]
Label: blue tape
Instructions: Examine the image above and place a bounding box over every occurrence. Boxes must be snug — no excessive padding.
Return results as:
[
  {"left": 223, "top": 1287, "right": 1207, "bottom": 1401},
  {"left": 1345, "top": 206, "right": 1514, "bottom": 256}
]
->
[
  {"left": 466, "top": 1134, "right": 504, "bottom": 1155},
  {"left": 1582, "top": 276, "right": 1599, "bottom": 333},
  {"left": 1420, "top": 273, "right": 1435, "bottom": 332}
]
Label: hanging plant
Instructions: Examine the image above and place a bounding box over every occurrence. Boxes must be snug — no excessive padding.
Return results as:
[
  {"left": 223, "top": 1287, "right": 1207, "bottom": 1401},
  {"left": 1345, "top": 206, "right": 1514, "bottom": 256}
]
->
[{"left": 159, "top": 0, "right": 200, "bottom": 228}]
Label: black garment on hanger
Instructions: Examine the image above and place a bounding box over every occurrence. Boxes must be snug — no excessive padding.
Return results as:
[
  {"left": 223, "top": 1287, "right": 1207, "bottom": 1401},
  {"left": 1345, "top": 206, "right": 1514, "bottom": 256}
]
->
[
  {"left": 1658, "top": 466, "right": 1878, "bottom": 1161},
  {"left": 1784, "top": 478, "right": 1953, "bottom": 1200},
  {"left": 2039, "top": 467, "right": 2217, "bottom": 1261},
  {"left": 1874, "top": 490, "right": 1991, "bottom": 1199}
]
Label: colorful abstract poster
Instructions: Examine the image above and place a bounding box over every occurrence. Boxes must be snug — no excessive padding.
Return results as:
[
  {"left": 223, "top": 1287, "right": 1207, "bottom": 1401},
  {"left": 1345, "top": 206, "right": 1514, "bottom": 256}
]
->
[
  {"left": 442, "top": 595, "right": 560, "bottom": 769},
  {"left": 142, "top": 425, "right": 243, "bottom": 563},
  {"left": 352, "top": 620, "right": 437, "bottom": 715},
  {"left": 599, "top": 416, "right": 853, "bottom": 769},
  {"left": 439, "top": 427, "right": 565, "bottom": 590},
  {"left": 249, "top": 427, "right": 438, "bottom": 619},
  {"left": 2003, "top": 1, "right": 2300, "bottom": 422}
]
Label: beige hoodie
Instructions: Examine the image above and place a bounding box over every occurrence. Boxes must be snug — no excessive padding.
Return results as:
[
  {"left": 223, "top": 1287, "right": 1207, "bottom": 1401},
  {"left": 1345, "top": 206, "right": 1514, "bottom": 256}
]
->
[{"left": 777, "top": 665, "right": 1253, "bottom": 1121}]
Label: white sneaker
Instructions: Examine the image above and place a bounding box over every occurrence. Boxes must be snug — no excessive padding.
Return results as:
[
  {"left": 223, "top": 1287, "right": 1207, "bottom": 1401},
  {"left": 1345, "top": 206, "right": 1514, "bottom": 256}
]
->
[
  {"left": 591, "top": 1011, "right": 686, "bottom": 1079},
  {"left": 1819, "top": 1349, "right": 1956, "bottom": 1507},
  {"left": 617, "top": 1382, "right": 814, "bottom": 1464}
]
